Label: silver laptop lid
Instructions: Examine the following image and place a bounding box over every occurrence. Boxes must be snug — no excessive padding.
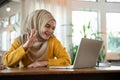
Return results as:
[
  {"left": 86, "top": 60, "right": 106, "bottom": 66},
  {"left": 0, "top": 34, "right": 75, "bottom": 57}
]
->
[{"left": 73, "top": 38, "right": 103, "bottom": 68}]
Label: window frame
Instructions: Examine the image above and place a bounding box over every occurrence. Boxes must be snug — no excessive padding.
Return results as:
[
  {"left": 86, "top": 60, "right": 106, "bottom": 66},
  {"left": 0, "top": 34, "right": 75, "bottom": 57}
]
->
[
  {"left": 105, "top": 0, "right": 120, "bottom": 3},
  {"left": 72, "top": 0, "right": 120, "bottom": 60}
]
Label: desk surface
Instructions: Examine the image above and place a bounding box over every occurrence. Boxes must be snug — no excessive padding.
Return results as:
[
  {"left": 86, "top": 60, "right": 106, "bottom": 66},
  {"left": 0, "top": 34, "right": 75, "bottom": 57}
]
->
[
  {"left": 1, "top": 66, "right": 120, "bottom": 75},
  {"left": 1, "top": 66, "right": 120, "bottom": 80}
]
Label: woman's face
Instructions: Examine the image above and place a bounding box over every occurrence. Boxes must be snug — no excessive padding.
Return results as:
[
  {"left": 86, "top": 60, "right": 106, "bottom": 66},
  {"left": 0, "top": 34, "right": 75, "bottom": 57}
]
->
[{"left": 41, "top": 19, "right": 56, "bottom": 40}]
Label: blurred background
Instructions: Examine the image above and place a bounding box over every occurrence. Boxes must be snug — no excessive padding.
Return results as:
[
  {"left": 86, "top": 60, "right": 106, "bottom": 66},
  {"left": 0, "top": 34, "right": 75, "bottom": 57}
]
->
[{"left": 0, "top": 0, "right": 120, "bottom": 64}]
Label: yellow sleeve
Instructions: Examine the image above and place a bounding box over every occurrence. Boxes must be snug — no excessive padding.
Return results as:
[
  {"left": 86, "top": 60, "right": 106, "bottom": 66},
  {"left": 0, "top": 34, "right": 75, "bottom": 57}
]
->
[
  {"left": 3, "top": 38, "right": 27, "bottom": 67},
  {"left": 48, "top": 37, "right": 71, "bottom": 66}
]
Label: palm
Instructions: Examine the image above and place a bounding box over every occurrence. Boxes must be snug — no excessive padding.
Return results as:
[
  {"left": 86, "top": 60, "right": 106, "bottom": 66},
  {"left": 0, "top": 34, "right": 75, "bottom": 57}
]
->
[{"left": 23, "top": 29, "right": 38, "bottom": 49}]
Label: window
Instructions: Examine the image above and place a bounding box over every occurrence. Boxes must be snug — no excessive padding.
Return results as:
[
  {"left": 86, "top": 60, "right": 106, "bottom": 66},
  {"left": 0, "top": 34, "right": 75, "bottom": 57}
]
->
[
  {"left": 106, "top": 0, "right": 120, "bottom": 2},
  {"left": 2, "top": 18, "right": 9, "bottom": 28},
  {"left": 72, "top": 11, "right": 98, "bottom": 45},
  {"left": 2, "top": 31, "right": 7, "bottom": 51},
  {"left": 10, "top": 31, "right": 16, "bottom": 44},
  {"left": 106, "top": 13, "right": 120, "bottom": 52},
  {"left": 0, "top": 13, "right": 20, "bottom": 51},
  {"left": 9, "top": 15, "right": 16, "bottom": 24},
  {"left": 72, "top": 0, "right": 120, "bottom": 60},
  {"left": 77, "top": 0, "right": 97, "bottom": 2}
]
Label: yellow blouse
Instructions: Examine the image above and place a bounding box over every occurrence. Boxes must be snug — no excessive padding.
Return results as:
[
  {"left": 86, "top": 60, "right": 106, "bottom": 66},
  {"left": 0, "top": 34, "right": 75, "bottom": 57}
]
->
[{"left": 3, "top": 37, "right": 71, "bottom": 67}]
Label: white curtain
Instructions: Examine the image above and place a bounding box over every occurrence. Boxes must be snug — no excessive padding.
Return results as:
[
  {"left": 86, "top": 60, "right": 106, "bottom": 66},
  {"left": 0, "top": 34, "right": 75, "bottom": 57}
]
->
[{"left": 21, "top": 0, "right": 72, "bottom": 51}]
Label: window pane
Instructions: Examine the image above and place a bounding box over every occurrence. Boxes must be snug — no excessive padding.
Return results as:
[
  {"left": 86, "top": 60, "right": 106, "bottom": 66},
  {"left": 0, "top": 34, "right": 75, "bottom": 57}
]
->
[
  {"left": 10, "top": 31, "right": 17, "bottom": 44},
  {"left": 2, "top": 32, "right": 7, "bottom": 51},
  {"left": 106, "top": 13, "right": 120, "bottom": 52},
  {"left": 2, "top": 18, "right": 9, "bottom": 28},
  {"left": 106, "top": 0, "right": 120, "bottom": 2},
  {"left": 72, "top": 11, "right": 98, "bottom": 45},
  {"left": 78, "top": 0, "right": 97, "bottom": 1}
]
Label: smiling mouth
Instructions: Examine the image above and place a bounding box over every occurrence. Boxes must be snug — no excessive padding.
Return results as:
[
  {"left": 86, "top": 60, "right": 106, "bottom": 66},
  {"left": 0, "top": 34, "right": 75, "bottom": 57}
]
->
[{"left": 45, "top": 32, "right": 52, "bottom": 37}]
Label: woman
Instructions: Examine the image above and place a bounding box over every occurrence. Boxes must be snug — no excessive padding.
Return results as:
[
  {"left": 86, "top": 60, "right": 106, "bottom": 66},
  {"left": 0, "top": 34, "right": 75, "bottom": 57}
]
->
[{"left": 3, "top": 9, "right": 71, "bottom": 68}]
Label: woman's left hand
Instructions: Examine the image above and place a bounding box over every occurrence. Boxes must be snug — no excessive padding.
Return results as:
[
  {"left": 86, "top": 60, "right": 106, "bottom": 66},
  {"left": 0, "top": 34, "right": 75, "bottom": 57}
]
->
[
  {"left": 0, "top": 65, "right": 6, "bottom": 70},
  {"left": 27, "top": 61, "right": 48, "bottom": 68}
]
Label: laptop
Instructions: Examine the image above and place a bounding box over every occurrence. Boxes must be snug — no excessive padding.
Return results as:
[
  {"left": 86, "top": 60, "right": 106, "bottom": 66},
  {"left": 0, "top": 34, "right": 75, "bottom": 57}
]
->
[{"left": 49, "top": 38, "right": 103, "bottom": 69}]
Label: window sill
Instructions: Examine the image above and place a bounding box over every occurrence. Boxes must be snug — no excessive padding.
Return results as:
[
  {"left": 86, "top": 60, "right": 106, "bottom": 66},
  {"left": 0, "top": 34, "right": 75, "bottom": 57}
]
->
[
  {"left": 106, "top": 52, "right": 120, "bottom": 60},
  {"left": 106, "top": 52, "right": 120, "bottom": 66}
]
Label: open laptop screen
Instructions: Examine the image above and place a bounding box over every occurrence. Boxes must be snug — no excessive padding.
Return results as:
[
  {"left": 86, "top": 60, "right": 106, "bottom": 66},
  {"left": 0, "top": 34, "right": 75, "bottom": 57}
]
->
[{"left": 49, "top": 38, "right": 103, "bottom": 69}]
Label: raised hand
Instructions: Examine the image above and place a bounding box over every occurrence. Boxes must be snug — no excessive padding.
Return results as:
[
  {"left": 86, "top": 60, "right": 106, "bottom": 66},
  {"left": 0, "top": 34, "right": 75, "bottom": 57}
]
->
[{"left": 23, "top": 29, "right": 38, "bottom": 50}]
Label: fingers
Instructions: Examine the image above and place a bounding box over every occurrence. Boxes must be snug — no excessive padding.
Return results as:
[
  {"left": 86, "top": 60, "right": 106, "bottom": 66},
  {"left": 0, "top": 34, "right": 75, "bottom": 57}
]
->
[
  {"left": 29, "top": 29, "right": 37, "bottom": 39},
  {"left": 27, "top": 29, "right": 38, "bottom": 42},
  {"left": 27, "top": 64, "right": 34, "bottom": 68},
  {"left": 27, "top": 61, "right": 48, "bottom": 68},
  {"left": 0, "top": 65, "right": 6, "bottom": 70},
  {"left": 23, "top": 29, "right": 38, "bottom": 49},
  {"left": 27, "top": 62, "right": 41, "bottom": 68}
]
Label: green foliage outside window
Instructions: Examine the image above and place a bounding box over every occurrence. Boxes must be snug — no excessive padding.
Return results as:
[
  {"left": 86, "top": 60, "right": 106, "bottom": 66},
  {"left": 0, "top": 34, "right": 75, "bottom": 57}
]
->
[
  {"left": 70, "top": 22, "right": 106, "bottom": 64},
  {"left": 108, "top": 32, "right": 120, "bottom": 52}
]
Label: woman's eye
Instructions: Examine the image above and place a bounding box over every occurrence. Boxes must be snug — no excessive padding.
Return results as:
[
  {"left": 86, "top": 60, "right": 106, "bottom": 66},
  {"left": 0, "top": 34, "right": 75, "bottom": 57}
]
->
[
  {"left": 52, "top": 27, "right": 55, "bottom": 30},
  {"left": 45, "top": 23, "right": 55, "bottom": 30},
  {"left": 45, "top": 24, "right": 50, "bottom": 28}
]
